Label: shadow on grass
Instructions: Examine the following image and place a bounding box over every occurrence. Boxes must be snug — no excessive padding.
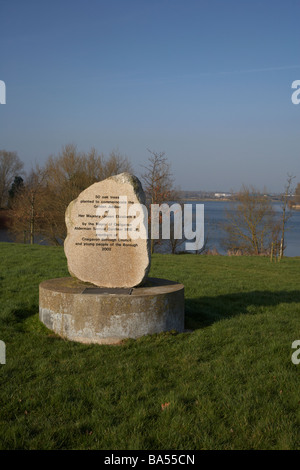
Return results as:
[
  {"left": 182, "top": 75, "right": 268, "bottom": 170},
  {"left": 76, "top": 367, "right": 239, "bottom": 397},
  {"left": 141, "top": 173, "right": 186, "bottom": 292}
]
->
[
  {"left": 0, "top": 305, "right": 39, "bottom": 327},
  {"left": 185, "top": 290, "right": 300, "bottom": 329},
  {"left": 13, "top": 306, "right": 38, "bottom": 322}
]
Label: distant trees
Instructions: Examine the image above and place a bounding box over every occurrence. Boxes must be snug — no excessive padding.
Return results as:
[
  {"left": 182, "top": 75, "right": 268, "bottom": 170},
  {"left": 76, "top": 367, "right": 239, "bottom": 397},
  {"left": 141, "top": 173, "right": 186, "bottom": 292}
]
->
[
  {"left": 9, "top": 166, "right": 48, "bottom": 244},
  {"left": 41, "top": 145, "right": 104, "bottom": 244},
  {"left": 8, "top": 145, "right": 132, "bottom": 245},
  {"left": 43, "top": 145, "right": 132, "bottom": 244},
  {"left": 5, "top": 145, "right": 185, "bottom": 252},
  {"left": 8, "top": 176, "right": 24, "bottom": 206},
  {"left": 223, "top": 185, "right": 279, "bottom": 255},
  {"left": 293, "top": 182, "right": 300, "bottom": 205},
  {"left": 4, "top": 143, "right": 296, "bottom": 258},
  {"left": 0, "top": 150, "right": 24, "bottom": 208}
]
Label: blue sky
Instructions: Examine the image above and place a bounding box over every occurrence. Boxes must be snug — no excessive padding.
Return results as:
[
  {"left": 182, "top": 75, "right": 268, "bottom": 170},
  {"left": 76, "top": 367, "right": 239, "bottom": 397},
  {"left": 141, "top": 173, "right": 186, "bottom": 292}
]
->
[{"left": 1, "top": 0, "right": 299, "bottom": 192}]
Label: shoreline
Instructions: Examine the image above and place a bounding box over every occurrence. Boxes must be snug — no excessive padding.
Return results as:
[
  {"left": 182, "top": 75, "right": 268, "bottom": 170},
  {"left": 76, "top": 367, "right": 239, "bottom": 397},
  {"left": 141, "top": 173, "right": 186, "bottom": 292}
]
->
[{"left": 180, "top": 199, "right": 300, "bottom": 208}]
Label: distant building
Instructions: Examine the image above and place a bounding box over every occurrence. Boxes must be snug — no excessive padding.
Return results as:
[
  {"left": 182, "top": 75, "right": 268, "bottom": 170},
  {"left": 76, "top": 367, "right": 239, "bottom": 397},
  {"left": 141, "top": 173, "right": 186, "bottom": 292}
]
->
[{"left": 214, "top": 193, "right": 232, "bottom": 198}]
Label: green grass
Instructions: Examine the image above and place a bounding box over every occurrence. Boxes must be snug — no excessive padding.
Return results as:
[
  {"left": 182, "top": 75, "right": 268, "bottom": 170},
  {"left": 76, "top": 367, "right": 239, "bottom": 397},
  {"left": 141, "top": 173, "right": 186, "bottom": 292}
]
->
[{"left": 0, "top": 242, "right": 300, "bottom": 449}]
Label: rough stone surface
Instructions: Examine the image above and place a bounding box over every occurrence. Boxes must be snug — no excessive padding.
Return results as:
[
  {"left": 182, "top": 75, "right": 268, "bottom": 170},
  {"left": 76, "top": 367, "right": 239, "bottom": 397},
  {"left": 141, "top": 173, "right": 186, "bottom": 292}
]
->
[
  {"left": 39, "top": 277, "right": 185, "bottom": 344},
  {"left": 64, "top": 173, "right": 150, "bottom": 288}
]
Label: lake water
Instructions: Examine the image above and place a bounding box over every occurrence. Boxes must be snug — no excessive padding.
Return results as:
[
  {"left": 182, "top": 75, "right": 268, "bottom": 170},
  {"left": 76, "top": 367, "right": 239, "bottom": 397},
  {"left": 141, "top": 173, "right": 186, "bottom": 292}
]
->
[
  {"left": 1, "top": 201, "right": 299, "bottom": 257},
  {"left": 191, "top": 200, "right": 300, "bottom": 257}
]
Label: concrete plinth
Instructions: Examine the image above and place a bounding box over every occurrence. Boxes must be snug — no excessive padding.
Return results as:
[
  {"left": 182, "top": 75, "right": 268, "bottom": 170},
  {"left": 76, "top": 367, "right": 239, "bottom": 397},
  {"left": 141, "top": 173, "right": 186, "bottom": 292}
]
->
[{"left": 39, "top": 277, "right": 184, "bottom": 344}]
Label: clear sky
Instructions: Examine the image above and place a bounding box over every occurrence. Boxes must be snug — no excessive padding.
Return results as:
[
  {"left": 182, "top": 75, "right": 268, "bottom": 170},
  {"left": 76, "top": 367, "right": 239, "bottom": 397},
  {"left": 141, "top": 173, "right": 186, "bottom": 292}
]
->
[{"left": 1, "top": 0, "right": 299, "bottom": 192}]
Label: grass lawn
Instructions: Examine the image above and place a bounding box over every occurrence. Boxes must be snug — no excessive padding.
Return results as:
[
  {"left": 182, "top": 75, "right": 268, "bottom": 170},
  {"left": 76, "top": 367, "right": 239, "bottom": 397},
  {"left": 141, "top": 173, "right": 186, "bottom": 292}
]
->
[{"left": 0, "top": 242, "right": 300, "bottom": 450}]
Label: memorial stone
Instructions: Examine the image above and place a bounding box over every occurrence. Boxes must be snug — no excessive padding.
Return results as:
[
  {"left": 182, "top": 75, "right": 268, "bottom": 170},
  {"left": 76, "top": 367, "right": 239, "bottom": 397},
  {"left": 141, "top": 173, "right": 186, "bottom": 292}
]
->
[
  {"left": 64, "top": 172, "right": 151, "bottom": 288},
  {"left": 39, "top": 172, "right": 185, "bottom": 344}
]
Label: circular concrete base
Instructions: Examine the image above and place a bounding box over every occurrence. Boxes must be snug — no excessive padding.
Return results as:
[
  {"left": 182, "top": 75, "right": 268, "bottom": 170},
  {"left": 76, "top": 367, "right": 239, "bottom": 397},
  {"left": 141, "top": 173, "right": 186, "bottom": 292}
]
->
[{"left": 39, "top": 277, "right": 185, "bottom": 344}]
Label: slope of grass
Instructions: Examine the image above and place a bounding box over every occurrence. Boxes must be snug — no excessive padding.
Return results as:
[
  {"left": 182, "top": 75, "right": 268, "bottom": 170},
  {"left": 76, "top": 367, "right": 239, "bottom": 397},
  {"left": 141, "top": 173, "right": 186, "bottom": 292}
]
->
[{"left": 0, "top": 243, "right": 300, "bottom": 449}]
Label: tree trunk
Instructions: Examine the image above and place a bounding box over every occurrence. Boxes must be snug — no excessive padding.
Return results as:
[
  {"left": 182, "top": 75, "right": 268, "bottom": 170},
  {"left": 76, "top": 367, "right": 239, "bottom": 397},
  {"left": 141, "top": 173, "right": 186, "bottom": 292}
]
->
[
  {"left": 279, "top": 204, "right": 286, "bottom": 260},
  {"left": 30, "top": 194, "right": 34, "bottom": 245}
]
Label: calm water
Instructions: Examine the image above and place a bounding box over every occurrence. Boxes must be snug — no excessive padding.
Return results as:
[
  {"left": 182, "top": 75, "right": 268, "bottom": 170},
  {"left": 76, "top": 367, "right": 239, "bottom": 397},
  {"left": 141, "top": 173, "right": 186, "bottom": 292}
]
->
[
  {"left": 1, "top": 201, "right": 299, "bottom": 256},
  {"left": 193, "top": 200, "right": 300, "bottom": 257}
]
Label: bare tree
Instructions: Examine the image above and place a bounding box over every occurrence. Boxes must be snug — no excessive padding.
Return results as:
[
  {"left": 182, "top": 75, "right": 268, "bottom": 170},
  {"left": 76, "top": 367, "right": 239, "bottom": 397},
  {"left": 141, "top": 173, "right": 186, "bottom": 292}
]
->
[
  {"left": 278, "top": 174, "right": 295, "bottom": 260},
  {"left": 9, "top": 166, "right": 48, "bottom": 244},
  {"left": 154, "top": 203, "right": 186, "bottom": 254},
  {"left": 141, "top": 149, "right": 178, "bottom": 253},
  {"left": 42, "top": 145, "right": 133, "bottom": 244},
  {"left": 0, "top": 150, "right": 24, "bottom": 208},
  {"left": 168, "top": 220, "right": 186, "bottom": 254},
  {"left": 222, "top": 185, "right": 279, "bottom": 255},
  {"left": 141, "top": 150, "right": 175, "bottom": 204},
  {"left": 102, "top": 150, "right": 132, "bottom": 179}
]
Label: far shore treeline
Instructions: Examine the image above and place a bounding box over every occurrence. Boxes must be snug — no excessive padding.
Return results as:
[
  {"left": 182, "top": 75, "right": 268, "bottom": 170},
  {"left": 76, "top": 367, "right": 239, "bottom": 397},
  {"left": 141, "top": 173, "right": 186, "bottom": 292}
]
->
[{"left": 0, "top": 146, "right": 299, "bottom": 257}]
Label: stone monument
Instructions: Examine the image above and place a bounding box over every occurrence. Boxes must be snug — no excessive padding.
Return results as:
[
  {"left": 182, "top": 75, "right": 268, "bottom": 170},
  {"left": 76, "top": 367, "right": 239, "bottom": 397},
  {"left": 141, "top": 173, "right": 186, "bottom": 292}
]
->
[
  {"left": 39, "top": 172, "right": 185, "bottom": 344},
  {"left": 64, "top": 173, "right": 150, "bottom": 288}
]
